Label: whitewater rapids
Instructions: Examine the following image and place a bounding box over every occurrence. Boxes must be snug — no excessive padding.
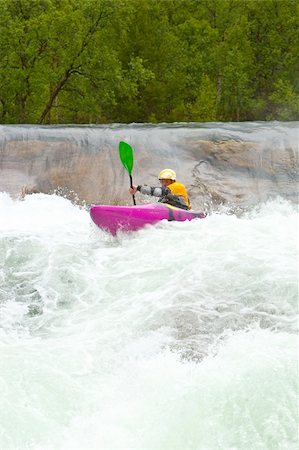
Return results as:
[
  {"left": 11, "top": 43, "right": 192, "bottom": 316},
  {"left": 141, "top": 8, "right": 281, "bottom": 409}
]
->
[{"left": 0, "top": 193, "right": 298, "bottom": 450}]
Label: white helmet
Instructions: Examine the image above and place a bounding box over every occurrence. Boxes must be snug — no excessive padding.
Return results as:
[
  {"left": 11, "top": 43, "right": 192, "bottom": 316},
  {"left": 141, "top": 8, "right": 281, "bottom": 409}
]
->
[{"left": 159, "top": 169, "right": 176, "bottom": 181}]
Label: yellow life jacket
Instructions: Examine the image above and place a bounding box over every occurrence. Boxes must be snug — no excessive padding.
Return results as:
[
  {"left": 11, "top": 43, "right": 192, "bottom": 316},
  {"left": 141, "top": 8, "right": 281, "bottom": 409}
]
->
[{"left": 168, "top": 181, "right": 191, "bottom": 209}]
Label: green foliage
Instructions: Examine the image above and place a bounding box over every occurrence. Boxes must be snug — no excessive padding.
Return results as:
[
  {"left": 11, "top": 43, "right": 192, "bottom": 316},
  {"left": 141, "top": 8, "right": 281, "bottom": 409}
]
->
[{"left": 0, "top": 0, "right": 298, "bottom": 123}]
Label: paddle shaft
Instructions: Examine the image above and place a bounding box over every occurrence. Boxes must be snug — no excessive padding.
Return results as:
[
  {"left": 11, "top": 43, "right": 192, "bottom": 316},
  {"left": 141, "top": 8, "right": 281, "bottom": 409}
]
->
[{"left": 130, "top": 175, "right": 136, "bottom": 205}]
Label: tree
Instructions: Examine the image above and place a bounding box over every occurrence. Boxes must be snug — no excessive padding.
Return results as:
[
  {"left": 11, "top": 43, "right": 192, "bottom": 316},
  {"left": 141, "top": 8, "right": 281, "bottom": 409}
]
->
[{"left": 0, "top": 0, "right": 298, "bottom": 123}]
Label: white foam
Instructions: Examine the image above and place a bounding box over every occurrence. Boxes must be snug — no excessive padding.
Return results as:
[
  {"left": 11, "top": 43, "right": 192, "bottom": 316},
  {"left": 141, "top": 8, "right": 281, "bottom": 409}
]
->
[{"left": 0, "top": 194, "right": 298, "bottom": 449}]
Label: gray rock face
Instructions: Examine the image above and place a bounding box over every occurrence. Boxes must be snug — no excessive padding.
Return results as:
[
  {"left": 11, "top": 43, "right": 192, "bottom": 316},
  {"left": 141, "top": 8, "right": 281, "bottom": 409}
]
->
[{"left": 0, "top": 123, "right": 298, "bottom": 209}]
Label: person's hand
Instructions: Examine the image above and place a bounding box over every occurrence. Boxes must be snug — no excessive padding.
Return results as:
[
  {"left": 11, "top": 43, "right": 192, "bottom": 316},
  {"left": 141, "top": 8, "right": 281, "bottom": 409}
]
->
[{"left": 129, "top": 186, "right": 137, "bottom": 195}]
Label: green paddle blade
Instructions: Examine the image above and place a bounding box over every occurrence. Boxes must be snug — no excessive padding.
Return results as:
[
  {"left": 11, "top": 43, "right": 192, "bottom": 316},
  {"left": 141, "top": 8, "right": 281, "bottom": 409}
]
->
[{"left": 119, "top": 141, "right": 134, "bottom": 175}]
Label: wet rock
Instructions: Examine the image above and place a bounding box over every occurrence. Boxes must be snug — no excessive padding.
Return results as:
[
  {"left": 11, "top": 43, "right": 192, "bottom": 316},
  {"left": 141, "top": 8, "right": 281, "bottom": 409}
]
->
[{"left": 0, "top": 123, "right": 298, "bottom": 209}]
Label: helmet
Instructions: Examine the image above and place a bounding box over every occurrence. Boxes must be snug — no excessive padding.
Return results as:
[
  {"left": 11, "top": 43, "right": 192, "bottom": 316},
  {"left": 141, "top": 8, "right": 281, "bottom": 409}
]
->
[{"left": 159, "top": 169, "right": 176, "bottom": 181}]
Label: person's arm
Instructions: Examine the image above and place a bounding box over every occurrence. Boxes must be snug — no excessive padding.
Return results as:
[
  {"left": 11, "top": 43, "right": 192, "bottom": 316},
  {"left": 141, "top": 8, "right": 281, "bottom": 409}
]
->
[
  {"left": 129, "top": 185, "right": 170, "bottom": 197},
  {"left": 136, "top": 185, "right": 170, "bottom": 198}
]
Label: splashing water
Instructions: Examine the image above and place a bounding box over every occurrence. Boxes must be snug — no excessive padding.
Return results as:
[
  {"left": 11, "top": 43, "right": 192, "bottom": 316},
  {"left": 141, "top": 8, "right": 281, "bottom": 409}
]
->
[{"left": 0, "top": 193, "right": 298, "bottom": 450}]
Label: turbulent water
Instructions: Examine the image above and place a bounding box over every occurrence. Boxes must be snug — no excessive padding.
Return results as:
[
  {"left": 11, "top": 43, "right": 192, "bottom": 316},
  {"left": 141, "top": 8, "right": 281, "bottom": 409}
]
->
[{"left": 0, "top": 192, "right": 298, "bottom": 450}]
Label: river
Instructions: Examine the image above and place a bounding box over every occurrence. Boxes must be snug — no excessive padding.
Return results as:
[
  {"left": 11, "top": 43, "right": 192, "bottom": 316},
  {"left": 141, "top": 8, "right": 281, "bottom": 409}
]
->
[{"left": 0, "top": 122, "right": 298, "bottom": 449}]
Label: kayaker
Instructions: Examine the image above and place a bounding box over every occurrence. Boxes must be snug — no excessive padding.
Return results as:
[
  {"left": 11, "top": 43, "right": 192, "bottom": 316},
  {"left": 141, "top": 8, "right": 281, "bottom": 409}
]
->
[{"left": 129, "top": 169, "right": 191, "bottom": 210}]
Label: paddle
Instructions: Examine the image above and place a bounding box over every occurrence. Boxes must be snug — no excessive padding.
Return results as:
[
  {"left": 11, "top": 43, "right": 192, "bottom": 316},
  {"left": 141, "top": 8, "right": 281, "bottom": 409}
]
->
[{"left": 119, "top": 141, "right": 136, "bottom": 205}]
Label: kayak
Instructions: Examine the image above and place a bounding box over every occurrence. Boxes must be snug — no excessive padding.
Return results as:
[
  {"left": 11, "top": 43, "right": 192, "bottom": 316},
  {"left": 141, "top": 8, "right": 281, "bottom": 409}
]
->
[{"left": 90, "top": 203, "right": 206, "bottom": 235}]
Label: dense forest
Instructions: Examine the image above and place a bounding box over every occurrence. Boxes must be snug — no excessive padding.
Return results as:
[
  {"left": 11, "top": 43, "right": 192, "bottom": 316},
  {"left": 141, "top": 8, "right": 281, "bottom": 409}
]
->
[{"left": 0, "top": 0, "right": 298, "bottom": 124}]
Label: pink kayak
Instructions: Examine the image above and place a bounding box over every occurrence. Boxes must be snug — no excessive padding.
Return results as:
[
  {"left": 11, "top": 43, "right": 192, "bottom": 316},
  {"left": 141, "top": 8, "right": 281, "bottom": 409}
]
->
[{"left": 90, "top": 203, "right": 206, "bottom": 235}]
